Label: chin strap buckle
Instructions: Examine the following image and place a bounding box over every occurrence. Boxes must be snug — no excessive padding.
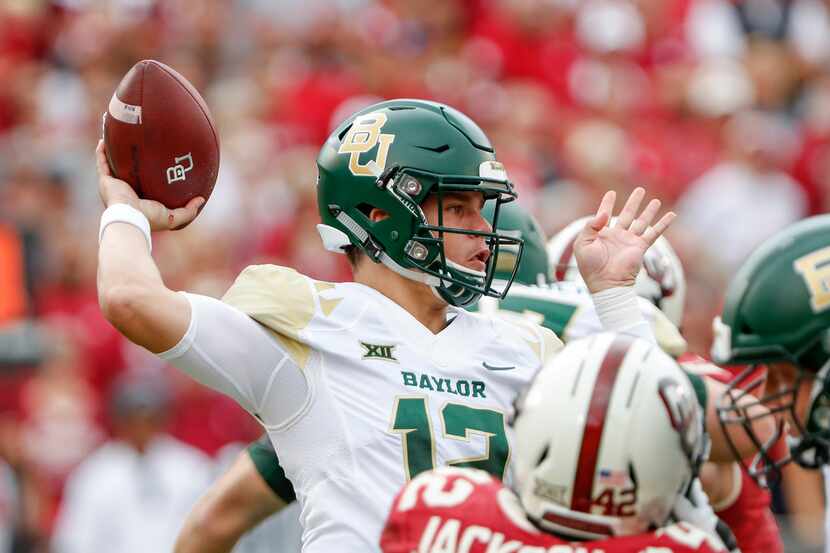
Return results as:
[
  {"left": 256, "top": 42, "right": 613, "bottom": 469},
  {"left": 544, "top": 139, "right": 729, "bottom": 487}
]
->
[{"left": 364, "top": 238, "right": 383, "bottom": 262}]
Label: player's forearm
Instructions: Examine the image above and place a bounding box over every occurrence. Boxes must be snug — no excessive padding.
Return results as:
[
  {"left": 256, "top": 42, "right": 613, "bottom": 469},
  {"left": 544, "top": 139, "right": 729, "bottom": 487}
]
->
[
  {"left": 782, "top": 463, "right": 825, "bottom": 547},
  {"left": 698, "top": 462, "right": 737, "bottom": 507},
  {"left": 174, "top": 521, "right": 241, "bottom": 553},
  {"left": 592, "top": 287, "right": 654, "bottom": 342},
  {"left": 175, "top": 500, "right": 283, "bottom": 553},
  {"left": 98, "top": 218, "right": 162, "bottom": 297},
  {"left": 174, "top": 453, "right": 285, "bottom": 553},
  {"left": 97, "top": 220, "right": 189, "bottom": 353}
]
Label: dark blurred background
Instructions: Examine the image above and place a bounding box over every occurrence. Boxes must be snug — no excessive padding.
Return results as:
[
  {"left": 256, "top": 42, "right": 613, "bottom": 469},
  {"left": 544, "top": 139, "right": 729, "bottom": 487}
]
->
[{"left": 0, "top": 0, "right": 827, "bottom": 551}]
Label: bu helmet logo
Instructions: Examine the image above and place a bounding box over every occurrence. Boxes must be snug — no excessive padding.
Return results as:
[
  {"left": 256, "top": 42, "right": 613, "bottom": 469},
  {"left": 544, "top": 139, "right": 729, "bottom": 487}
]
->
[
  {"left": 794, "top": 246, "right": 830, "bottom": 313},
  {"left": 166, "top": 152, "right": 194, "bottom": 184},
  {"left": 338, "top": 112, "right": 396, "bottom": 177}
]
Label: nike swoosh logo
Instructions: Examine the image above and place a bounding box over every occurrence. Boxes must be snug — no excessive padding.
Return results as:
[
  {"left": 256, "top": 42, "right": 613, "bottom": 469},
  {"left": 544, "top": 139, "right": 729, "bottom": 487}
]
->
[{"left": 482, "top": 362, "right": 516, "bottom": 371}]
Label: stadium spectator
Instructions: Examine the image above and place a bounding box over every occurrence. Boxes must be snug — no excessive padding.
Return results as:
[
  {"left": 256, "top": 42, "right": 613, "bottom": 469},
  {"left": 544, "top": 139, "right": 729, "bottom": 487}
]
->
[{"left": 51, "top": 375, "right": 211, "bottom": 553}]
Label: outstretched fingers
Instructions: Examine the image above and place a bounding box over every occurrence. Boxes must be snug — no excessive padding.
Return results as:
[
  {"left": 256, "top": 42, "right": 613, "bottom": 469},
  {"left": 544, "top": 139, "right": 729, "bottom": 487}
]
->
[
  {"left": 629, "top": 198, "right": 661, "bottom": 235},
  {"left": 585, "top": 190, "right": 615, "bottom": 235},
  {"left": 586, "top": 187, "right": 675, "bottom": 245},
  {"left": 641, "top": 212, "right": 676, "bottom": 245},
  {"left": 615, "top": 187, "right": 645, "bottom": 229}
]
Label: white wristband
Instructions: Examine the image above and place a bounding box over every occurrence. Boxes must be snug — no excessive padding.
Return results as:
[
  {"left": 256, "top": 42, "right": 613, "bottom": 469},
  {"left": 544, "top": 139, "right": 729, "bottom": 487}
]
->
[
  {"left": 592, "top": 286, "right": 652, "bottom": 341},
  {"left": 99, "top": 203, "right": 152, "bottom": 253}
]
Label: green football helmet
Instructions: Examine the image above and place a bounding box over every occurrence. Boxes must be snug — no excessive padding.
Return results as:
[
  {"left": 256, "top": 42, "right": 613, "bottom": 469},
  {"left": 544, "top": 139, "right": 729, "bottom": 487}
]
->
[
  {"left": 317, "top": 99, "right": 522, "bottom": 307},
  {"left": 482, "top": 201, "right": 550, "bottom": 286},
  {"left": 712, "top": 215, "right": 830, "bottom": 484}
]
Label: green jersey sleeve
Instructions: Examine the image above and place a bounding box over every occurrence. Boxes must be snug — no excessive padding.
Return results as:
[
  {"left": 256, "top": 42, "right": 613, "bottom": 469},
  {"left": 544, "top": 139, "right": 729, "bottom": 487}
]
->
[
  {"left": 246, "top": 435, "right": 296, "bottom": 503},
  {"left": 494, "top": 294, "right": 579, "bottom": 336},
  {"left": 468, "top": 283, "right": 581, "bottom": 337}
]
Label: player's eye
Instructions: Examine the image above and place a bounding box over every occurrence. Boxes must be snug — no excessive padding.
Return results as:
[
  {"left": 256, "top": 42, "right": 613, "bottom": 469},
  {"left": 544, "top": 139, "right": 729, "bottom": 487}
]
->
[{"left": 446, "top": 204, "right": 464, "bottom": 215}]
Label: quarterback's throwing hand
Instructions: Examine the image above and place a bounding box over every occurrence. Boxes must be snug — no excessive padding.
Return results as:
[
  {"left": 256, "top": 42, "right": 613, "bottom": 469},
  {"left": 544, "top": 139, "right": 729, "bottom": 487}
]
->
[
  {"left": 574, "top": 187, "right": 675, "bottom": 293},
  {"left": 96, "top": 140, "right": 204, "bottom": 231}
]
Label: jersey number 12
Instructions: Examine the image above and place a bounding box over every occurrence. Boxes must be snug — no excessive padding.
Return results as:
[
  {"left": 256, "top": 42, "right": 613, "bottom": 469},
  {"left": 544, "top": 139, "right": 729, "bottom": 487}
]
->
[{"left": 390, "top": 396, "right": 509, "bottom": 480}]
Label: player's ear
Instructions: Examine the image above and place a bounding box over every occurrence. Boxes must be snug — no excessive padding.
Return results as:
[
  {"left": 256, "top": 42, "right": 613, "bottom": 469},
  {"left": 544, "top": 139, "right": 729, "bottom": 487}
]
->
[{"left": 369, "top": 208, "right": 390, "bottom": 223}]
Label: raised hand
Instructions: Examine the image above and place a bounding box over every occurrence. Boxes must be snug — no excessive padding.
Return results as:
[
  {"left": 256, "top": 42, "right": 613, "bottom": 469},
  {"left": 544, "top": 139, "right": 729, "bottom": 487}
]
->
[
  {"left": 574, "top": 187, "right": 675, "bottom": 293},
  {"left": 96, "top": 140, "right": 204, "bottom": 231}
]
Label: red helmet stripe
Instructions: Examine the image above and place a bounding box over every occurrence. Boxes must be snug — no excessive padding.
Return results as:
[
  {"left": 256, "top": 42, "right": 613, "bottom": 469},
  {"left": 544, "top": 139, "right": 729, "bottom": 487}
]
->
[
  {"left": 554, "top": 236, "right": 576, "bottom": 281},
  {"left": 570, "top": 335, "right": 631, "bottom": 512}
]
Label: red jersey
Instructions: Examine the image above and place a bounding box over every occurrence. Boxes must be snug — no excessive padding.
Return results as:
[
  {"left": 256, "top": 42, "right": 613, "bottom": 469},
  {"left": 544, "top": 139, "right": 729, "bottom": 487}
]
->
[
  {"left": 710, "top": 465, "right": 783, "bottom": 553},
  {"left": 381, "top": 468, "right": 725, "bottom": 553},
  {"left": 679, "top": 354, "right": 783, "bottom": 553}
]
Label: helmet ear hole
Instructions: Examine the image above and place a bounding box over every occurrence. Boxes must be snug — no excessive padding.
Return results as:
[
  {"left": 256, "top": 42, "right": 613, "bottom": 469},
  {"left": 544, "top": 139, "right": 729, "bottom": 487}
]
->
[{"left": 356, "top": 203, "right": 375, "bottom": 217}]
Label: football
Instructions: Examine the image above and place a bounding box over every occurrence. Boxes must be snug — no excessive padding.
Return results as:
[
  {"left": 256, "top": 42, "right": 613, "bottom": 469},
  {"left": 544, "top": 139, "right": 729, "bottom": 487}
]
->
[{"left": 103, "top": 59, "right": 220, "bottom": 214}]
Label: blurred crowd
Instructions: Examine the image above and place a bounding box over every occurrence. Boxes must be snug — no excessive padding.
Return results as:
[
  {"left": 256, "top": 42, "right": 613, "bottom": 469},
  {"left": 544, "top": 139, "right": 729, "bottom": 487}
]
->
[{"left": 0, "top": 0, "right": 828, "bottom": 551}]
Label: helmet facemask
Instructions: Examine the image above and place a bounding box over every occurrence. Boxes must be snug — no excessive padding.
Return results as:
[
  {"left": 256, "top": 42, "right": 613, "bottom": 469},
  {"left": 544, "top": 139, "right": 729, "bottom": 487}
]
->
[
  {"left": 327, "top": 164, "right": 524, "bottom": 307},
  {"left": 717, "top": 360, "right": 830, "bottom": 487}
]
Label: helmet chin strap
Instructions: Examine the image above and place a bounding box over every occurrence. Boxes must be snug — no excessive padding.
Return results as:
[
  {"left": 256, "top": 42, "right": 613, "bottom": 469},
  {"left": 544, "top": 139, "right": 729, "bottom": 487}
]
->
[
  {"left": 377, "top": 251, "right": 442, "bottom": 287},
  {"left": 378, "top": 252, "right": 477, "bottom": 304},
  {"left": 446, "top": 258, "right": 486, "bottom": 278},
  {"left": 380, "top": 252, "right": 489, "bottom": 307},
  {"left": 319, "top": 206, "right": 487, "bottom": 305}
]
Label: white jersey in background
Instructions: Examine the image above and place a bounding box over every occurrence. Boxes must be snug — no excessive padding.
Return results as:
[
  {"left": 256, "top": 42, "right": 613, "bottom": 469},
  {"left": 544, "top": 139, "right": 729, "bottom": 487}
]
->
[
  {"left": 476, "top": 281, "right": 684, "bottom": 354},
  {"left": 51, "top": 436, "right": 212, "bottom": 553},
  {"left": 158, "top": 265, "right": 562, "bottom": 553}
]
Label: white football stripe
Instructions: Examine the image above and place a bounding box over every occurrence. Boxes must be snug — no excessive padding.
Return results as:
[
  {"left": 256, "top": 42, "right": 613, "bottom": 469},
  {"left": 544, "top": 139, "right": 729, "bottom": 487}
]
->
[{"left": 108, "top": 93, "right": 142, "bottom": 124}]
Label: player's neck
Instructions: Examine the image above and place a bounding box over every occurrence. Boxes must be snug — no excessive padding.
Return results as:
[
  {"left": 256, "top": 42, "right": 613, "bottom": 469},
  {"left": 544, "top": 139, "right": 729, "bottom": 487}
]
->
[{"left": 353, "top": 262, "right": 449, "bottom": 334}]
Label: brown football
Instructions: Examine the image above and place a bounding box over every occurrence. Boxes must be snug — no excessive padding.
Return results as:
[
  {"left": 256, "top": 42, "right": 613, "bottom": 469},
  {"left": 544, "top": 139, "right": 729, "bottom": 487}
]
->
[{"left": 103, "top": 59, "right": 220, "bottom": 214}]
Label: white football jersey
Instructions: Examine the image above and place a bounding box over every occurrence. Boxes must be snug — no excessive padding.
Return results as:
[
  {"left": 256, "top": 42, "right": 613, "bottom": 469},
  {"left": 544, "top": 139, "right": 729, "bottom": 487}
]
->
[
  {"left": 159, "top": 265, "right": 561, "bottom": 553},
  {"left": 477, "top": 281, "right": 686, "bottom": 355}
]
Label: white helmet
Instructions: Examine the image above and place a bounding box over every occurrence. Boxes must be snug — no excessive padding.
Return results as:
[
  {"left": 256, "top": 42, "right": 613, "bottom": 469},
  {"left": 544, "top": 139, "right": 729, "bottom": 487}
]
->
[
  {"left": 513, "top": 333, "right": 706, "bottom": 540},
  {"left": 546, "top": 216, "right": 687, "bottom": 328}
]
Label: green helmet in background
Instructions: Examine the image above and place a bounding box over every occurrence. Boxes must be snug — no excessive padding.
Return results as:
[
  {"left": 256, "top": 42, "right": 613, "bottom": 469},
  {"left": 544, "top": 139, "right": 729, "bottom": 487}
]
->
[
  {"left": 317, "top": 99, "right": 522, "bottom": 307},
  {"left": 712, "top": 215, "right": 830, "bottom": 483},
  {"left": 482, "top": 201, "right": 550, "bottom": 286}
]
